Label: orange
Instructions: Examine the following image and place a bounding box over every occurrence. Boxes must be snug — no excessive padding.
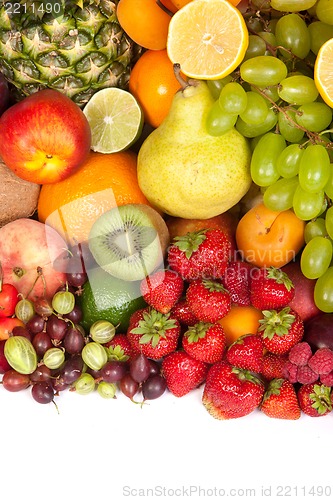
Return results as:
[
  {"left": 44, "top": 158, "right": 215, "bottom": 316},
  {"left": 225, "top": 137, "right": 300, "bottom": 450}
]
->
[
  {"left": 235, "top": 203, "right": 306, "bottom": 268},
  {"left": 167, "top": 0, "right": 248, "bottom": 79},
  {"left": 117, "top": 0, "right": 171, "bottom": 50},
  {"left": 218, "top": 305, "right": 264, "bottom": 346},
  {"left": 129, "top": 49, "right": 181, "bottom": 128},
  {"left": 159, "top": 0, "right": 178, "bottom": 13},
  {"left": 37, "top": 151, "right": 151, "bottom": 245}
]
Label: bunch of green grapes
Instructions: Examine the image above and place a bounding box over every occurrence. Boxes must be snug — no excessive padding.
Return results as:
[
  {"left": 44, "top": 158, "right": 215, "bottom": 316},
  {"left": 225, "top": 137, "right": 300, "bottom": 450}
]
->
[{"left": 206, "top": 7, "right": 333, "bottom": 313}]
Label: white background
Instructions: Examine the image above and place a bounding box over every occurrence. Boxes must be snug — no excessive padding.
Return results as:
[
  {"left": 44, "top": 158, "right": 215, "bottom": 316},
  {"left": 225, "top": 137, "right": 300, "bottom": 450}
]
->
[{"left": 2, "top": 383, "right": 333, "bottom": 500}]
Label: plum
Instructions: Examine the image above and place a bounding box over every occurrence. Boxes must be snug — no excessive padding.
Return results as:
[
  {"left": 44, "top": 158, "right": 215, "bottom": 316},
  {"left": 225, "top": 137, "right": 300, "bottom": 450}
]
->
[
  {"left": 0, "top": 73, "right": 10, "bottom": 116},
  {"left": 303, "top": 313, "right": 333, "bottom": 351}
]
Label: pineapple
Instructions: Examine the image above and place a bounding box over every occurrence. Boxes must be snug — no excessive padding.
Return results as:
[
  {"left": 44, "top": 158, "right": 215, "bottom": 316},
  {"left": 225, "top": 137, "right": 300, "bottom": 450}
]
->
[{"left": 0, "top": 0, "right": 142, "bottom": 106}]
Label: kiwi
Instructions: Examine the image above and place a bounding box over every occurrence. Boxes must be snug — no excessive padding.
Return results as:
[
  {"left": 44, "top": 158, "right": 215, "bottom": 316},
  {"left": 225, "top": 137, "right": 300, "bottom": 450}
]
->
[{"left": 88, "top": 204, "right": 169, "bottom": 281}]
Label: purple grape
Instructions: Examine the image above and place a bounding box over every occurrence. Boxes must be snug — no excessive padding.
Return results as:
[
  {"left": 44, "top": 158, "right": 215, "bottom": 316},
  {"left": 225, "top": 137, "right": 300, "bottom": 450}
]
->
[
  {"left": 120, "top": 373, "right": 140, "bottom": 400},
  {"left": 32, "top": 332, "right": 53, "bottom": 358},
  {"left": 64, "top": 304, "right": 83, "bottom": 323},
  {"left": 60, "top": 355, "right": 84, "bottom": 384},
  {"left": 31, "top": 382, "right": 55, "bottom": 404},
  {"left": 142, "top": 375, "right": 167, "bottom": 400},
  {"left": 63, "top": 326, "right": 86, "bottom": 354},
  {"left": 26, "top": 315, "right": 46, "bottom": 335},
  {"left": 46, "top": 315, "right": 68, "bottom": 342},
  {"left": 130, "top": 353, "right": 151, "bottom": 383},
  {"left": 101, "top": 360, "right": 128, "bottom": 383}
]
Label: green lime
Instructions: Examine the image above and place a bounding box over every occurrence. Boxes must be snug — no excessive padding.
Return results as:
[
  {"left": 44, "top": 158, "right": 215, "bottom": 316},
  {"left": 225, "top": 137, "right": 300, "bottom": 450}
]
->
[
  {"left": 83, "top": 87, "right": 143, "bottom": 153},
  {"left": 79, "top": 267, "right": 146, "bottom": 332}
]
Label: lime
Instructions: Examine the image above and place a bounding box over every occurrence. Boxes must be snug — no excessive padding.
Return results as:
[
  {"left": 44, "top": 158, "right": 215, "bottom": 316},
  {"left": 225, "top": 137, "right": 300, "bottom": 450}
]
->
[
  {"left": 79, "top": 267, "right": 146, "bottom": 332},
  {"left": 83, "top": 88, "right": 143, "bottom": 153}
]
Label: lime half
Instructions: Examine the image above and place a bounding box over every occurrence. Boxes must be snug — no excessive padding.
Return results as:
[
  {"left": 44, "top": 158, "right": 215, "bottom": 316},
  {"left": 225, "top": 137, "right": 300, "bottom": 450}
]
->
[{"left": 83, "top": 88, "right": 143, "bottom": 154}]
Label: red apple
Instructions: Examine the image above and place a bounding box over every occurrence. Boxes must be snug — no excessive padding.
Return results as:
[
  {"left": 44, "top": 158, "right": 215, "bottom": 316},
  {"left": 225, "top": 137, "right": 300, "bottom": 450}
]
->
[
  {"left": 0, "top": 218, "right": 68, "bottom": 302},
  {"left": 0, "top": 73, "right": 10, "bottom": 116},
  {"left": 281, "top": 260, "right": 321, "bottom": 322},
  {"left": 0, "top": 89, "right": 91, "bottom": 184}
]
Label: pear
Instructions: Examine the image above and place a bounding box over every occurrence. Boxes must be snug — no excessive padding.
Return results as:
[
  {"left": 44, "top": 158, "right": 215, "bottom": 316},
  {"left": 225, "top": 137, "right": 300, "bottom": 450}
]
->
[{"left": 137, "top": 78, "right": 252, "bottom": 219}]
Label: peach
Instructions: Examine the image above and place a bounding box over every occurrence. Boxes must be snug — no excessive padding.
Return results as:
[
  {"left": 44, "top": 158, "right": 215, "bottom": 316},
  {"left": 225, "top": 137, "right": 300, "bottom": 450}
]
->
[{"left": 0, "top": 218, "right": 68, "bottom": 302}]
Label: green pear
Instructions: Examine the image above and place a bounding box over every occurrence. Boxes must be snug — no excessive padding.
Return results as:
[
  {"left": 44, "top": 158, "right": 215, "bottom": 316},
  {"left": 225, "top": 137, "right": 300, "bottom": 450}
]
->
[{"left": 137, "top": 79, "right": 252, "bottom": 219}]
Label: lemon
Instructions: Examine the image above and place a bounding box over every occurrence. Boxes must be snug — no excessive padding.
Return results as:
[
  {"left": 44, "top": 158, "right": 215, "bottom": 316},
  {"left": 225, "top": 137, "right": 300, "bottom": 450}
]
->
[
  {"left": 79, "top": 267, "right": 146, "bottom": 332},
  {"left": 314, "top": 38, "right": 333, "bottom": 108},
  {"left": 83, "top": 88, "right": 143, "bottom": 153}
]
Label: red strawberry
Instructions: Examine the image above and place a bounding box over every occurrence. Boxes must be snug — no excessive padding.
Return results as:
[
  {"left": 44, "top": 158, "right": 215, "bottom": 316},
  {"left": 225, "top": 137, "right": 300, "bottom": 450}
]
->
[
  {"left": 297, "top": 382, "right": 333, "bottom": 417},
  {"left": 250, "top": 266, "right": 295, "bottom": 310},
  {"left": 170, "top": 298, "right": 198, "bottom": 326},
  {"left": 258, "top": 307, "right": 304, "bottom": 355},
  {"left": 127, "top": 307, "right": 181, "bottom": 360},
  {"left": 260, "top": 378, "right": 301, "bottom": 420},
  {"left": 182, "top": 322, "right": 227, "bottom": 364},
  {"left": 105, "top": 333, "right": 134, "bottom": 362},
  {"left": 167, "top": 229, "right": 232, "bottom": 281},
  {"left": 222, "top": 260, "right": 255, "bottom": 306},
  {"left": 261, "top": 352, "right": 288, "bottom": 380},
  {"left": 186, "top": 278, "right": 231, "bottom": 323},
  {"left": 140, "top": 269, "right": 184, "bottom": 314},
  {"left": 162, "top": 350, "right": 209, "bottom": 397},
  {"left": 202, "top": 360, "right": 265, "bottom": 420},
  {"left": 226, "top": 334, "right": 264, "bottom": 372}
]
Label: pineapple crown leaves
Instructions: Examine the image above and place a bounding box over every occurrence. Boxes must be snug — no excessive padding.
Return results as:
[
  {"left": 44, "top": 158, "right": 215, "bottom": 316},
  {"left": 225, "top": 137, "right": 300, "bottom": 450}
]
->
[
  {"left": 172, "top": 229, "right": 208, "bottom": 259},
  {"left": 107, "top": 345, "right": 129, "bottom": 363},
  {"left": 258, "top": 307, "right": 295, "bottom": 340},
  {"left": 184, "top": 322, "right": 212, "bottom": 343},
  {"left": 310, "top": 384, "right": 333, "bottom": 415},
  {"left": 231, "top": 366, "right": 264, "bottom": 386},
  {"left": 130, "top": 309, "right": 177, "bottom": 348},
  {"left": 265, "top": 266, "right": 294, "bottom": 292}
]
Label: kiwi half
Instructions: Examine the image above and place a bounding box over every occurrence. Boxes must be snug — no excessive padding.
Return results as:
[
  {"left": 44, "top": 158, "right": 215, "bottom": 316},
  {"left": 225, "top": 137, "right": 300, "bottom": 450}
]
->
[{"left": 88, "top": 204, "right": 169, "bottom": 281}]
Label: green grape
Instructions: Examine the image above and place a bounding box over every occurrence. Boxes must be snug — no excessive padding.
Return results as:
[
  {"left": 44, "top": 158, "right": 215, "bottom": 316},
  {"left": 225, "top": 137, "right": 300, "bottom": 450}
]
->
[
  {"left": 250, "top": 132, "right": 286, "bottom": 186},
  {"left": 278, "top": 109, "right": 305, "bottom": 143},
  {"left": 295, "top": 102, "right": 333, "bottom": 132},
  {"left": 271, "top": 0, "right": 317, "bottom": 11},
  {"left": 320, "top": 136, "right": 333, "bottom": 162},
  {"left": 275, "top": 14, "right": 311, "bottom": 60},
  {"left": 304, "top": 217, "right": 328, "bottom": 243},
  {"left": 300, "top": 236, "right": 333, "bottom": 279},
  {"left": 239, "top": 91, "right": 268, "bottom": 125},
  {"left": 293, "top": 185, "right": 325, "bottom": 220},
  {"left": 278, "top": 75, "right": 319, "bottom": 105},
  {"left": 316, "top": 0, "right": 333, "bottom": 26},
  {"left": 308, "top": 21, "right": 333, "bottom": 55},
  {"left": 246, "top": 17, "right": 264, "bottom": 33},
  {"left": 276, "top": 143, "right": 304, "bottom": 178},
  {"left": 326, "top": 206, "right": 333, "bottom": 239},
  {"left": 236, "top": 107, "right": 277, "bottom": 138},
  {"left": 206, "top": 75, "right": 233, "bottom": 99},
  {"left": 263, "top": 176, "right": 299, "bottom": 211},
  {"left": 206, "top": 101, "right": 237, "bottom": 136},
  {"left": 325, "top": 165, "right": 333, "bottom": 199},
  {"left": 240, "top": 56, "right": 288, "bottom": 87},
  {"left": 219, "top": 82, "right": 247, "bottom": 114},
  {"left": 251, "top": 0, "right": 271, "bottom": 9},
  {"left": 314, "top": 266, "right": 333, "bottom": 313},
  {"left": 258, "top": 31, "right": 277, "bottom": 52},
  {"left": 298, "top": 144, "right": 331, "bottom": 193},
  {"left": 252, "top": 85, "right": 280, "bottom": 103},
  {"left": 243, "top": 35, "right": 267, "bottom": 61}
]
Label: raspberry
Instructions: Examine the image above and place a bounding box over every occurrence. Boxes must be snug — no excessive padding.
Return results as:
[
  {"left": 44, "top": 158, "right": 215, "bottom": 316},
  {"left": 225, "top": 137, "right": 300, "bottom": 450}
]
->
[
  {"left": 320, "top": 371, "right": 333, "bottom": 387},
  {"left": 288, "top": 341, "right": 312, "bottom": 367},
  {"left": 296, "top": 365, "right": 319, "bottom": 384},
  {"left": 308, "top": 347, "right": 333, "bottom": 375},
  {"left": 282, "top": 360, "right": 298, "bottom": 383},
  {"left": 261, "top": 352, "right": 288, "bottom": 380}
]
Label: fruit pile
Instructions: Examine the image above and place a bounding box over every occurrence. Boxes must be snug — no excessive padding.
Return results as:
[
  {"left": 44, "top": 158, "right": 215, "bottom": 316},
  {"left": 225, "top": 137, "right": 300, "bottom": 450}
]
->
[{"left": 0, "top": 0, "right": 333, "bottom": 420}]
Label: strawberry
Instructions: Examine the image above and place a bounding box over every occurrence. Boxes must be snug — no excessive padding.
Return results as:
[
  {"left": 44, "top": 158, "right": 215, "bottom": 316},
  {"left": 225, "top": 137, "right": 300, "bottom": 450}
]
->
[
  {"left": 127, "top": 307, "right": 181, "bottom": 360},
  {"left": 226, "top": 334, "right": 264, "bottom": 373},
  {"left": 250, "top": 266, "right": 295, "bottom": 310},
  {"left": 297, "top": 382, "right": 333, "bottom": 417},
  {"left": 260, "top": 378, "right": 301, "bottom": 420},
  {"left": 162, "top": 350, "right": 209, "bottom": 397},
  {"left": 105, "top": 333, "right": 134, "bottom": 362},
  {"left": 182, "top": 322, "right": 227, "bottom": 364},
  {"left": 167, "top": 229, "right": 232, "bottom": 281},
  {"left": 170, "top": 298, "right": 198, "bottom": 326},
  {"left": 222, "top": 260, "right": 255, "bottom": 306},
  {"left": 258, "top": 307, "right": 304, "bottom": 355},
  {"left": 261, "top": 352, "right": 288, "bottom": 380},
  {"left": 140, "top": 269, "right": 184, "bottom": 314},
  {"left": 202, "top": 360, "right": 265, "bottom": 420},
  {"left": 186, "top": 278, "right": 231, "bottom": 323}
]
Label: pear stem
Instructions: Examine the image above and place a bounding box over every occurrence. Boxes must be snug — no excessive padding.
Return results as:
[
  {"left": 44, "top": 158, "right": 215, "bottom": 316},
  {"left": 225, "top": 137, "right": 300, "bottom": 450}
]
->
[{"left": 173, "top": 64, "right": 199, "bottom": 90}]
